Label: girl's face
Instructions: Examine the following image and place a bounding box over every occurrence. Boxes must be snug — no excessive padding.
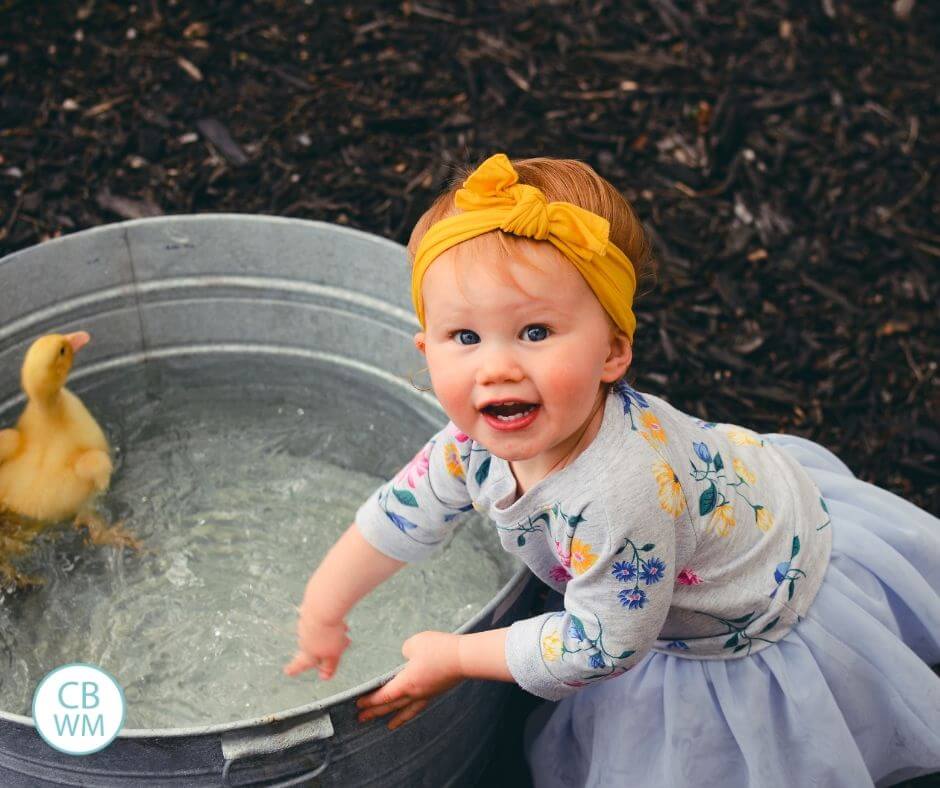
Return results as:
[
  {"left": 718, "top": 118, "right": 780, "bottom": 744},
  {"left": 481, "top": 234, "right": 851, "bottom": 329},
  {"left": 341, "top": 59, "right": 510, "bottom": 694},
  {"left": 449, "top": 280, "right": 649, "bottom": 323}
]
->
[{"left": 414, "top": 237, "right": 632, "bottom": 472}]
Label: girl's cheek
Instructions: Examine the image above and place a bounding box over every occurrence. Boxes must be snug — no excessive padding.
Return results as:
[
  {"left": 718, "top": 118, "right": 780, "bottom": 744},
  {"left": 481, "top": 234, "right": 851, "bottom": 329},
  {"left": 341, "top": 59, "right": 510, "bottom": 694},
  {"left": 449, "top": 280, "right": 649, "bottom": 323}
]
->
[
  {"left": 545, "top": 363, "right": 588, "bottom": 401},
  {"left": 433, "top": 377, "right": 463, "bottom": 410},
  {"left": 428, "top": 356, "right": 473, "bottom": 418},
  {"left": 543, "top": 362, "right": 602, "bottom": 416},
  {"left": 437, "top": 388, "right": 477, "bottom": 438}
]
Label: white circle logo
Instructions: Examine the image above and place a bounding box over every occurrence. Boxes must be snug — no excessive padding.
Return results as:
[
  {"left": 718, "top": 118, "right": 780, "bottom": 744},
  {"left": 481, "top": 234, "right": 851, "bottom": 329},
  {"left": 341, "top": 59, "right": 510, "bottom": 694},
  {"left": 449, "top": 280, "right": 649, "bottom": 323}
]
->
[{"left": 32, "top": 664, "right": 126, "bottom": 755}]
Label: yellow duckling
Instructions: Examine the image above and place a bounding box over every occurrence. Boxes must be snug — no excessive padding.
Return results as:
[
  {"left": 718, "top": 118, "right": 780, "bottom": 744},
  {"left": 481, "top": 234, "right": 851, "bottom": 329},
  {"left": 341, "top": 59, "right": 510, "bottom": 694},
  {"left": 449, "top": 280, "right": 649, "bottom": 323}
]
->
[{"left": 0, "top": 331, "right": 138, "bottom": 588}]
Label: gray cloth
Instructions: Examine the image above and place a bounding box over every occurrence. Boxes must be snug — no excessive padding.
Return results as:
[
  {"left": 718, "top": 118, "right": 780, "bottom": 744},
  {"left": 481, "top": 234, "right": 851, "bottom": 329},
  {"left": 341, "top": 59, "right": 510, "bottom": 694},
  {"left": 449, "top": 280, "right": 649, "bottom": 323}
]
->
[{"left": 356, "top": 383, "right": 831, "bottom": 700}]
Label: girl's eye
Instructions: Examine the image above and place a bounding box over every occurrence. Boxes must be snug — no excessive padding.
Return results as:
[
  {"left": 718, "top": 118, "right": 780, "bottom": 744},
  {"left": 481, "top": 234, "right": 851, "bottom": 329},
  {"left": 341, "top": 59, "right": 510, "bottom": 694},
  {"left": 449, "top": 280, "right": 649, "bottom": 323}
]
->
[
  {"left": 522, "top": 325, "right": 549, "bottom": 342},
  {"left": 453, "top": 329, "right": 480, "bottom": 346}
]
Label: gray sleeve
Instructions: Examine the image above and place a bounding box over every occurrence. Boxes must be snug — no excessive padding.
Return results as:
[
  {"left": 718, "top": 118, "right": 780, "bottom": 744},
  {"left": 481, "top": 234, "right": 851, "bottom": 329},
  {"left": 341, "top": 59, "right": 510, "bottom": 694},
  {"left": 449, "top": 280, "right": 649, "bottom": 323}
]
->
[
  {"left": 355, "top": 423, "right": 474, "bottom": 562},
  {"left": 504, "top": 461, "right": 677, "bottom": 700}
]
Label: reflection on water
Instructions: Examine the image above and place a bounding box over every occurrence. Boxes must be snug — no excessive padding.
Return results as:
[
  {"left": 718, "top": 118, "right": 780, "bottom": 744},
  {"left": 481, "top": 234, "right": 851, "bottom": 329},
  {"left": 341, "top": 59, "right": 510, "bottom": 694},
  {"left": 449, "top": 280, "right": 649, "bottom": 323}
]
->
[{"left": 0, "top": 357, "right": 516, "bottom": 728}]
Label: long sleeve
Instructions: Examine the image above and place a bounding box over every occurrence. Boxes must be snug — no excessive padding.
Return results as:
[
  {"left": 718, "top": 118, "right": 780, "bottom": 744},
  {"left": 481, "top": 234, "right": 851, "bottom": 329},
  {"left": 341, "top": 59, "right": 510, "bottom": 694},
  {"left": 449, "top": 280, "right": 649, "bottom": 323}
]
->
[
  {"left": 504, "top": 468, "right": 678, "bottom": 701},
  {"left": 355, "top": 422, "right": 475, "bottom": 562}
]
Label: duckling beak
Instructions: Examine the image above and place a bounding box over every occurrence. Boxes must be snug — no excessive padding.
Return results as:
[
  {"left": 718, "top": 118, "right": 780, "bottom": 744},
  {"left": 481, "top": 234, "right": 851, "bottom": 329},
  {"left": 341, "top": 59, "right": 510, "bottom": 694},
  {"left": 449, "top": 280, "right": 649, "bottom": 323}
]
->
[{"left": 64, "top": 331, "right": 91, "bottom": 353}]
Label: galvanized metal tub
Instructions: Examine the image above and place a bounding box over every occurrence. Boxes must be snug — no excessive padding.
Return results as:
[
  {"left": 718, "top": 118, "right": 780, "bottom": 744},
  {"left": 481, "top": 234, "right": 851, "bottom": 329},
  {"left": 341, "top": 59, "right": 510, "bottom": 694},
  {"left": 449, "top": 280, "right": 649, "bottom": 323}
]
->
[{"left": 0, "top": 215, "right": 536, "bottom": 786}]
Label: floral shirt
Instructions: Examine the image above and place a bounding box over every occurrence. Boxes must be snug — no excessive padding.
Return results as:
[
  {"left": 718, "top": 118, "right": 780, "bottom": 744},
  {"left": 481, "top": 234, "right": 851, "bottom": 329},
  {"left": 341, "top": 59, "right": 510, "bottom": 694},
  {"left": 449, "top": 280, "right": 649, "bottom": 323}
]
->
[{"left": 355, "top": 383, "right": 832, "bottom": 701}]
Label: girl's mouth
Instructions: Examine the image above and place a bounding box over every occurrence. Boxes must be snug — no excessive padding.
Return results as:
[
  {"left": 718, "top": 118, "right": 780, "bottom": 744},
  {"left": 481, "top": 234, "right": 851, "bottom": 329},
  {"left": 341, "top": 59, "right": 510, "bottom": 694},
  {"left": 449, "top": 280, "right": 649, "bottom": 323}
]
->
[{"left": 481, "top": 402, "right": 540, "bottom": 431}]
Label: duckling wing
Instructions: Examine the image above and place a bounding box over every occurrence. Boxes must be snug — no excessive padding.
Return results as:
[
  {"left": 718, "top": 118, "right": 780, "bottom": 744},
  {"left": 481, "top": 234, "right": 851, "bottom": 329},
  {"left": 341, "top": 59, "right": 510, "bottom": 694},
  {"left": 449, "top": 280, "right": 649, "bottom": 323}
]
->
[
  {"left": 73, "top": 449, "right": 112, "bottom": 492},
  {"left": 0, "top": 429, "right": 20, "bottom": 463}
]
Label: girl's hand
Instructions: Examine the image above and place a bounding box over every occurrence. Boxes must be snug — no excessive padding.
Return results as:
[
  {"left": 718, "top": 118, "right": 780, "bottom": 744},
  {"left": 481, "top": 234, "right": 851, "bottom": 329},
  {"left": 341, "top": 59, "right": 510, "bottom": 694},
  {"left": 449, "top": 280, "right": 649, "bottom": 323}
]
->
[
  {"left": 356, "top": 631, "right": 463, "bottom": 730},
  {"left": 284, "top": 612, "right": 351, "bottom": 680}
]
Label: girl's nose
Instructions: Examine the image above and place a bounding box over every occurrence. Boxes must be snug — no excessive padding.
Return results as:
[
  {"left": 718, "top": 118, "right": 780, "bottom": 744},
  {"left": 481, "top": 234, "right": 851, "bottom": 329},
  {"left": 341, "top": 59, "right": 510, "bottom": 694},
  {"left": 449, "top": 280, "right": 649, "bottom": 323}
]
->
[{"left": 475, "top": 346, "right": 524, "bottom": 386}]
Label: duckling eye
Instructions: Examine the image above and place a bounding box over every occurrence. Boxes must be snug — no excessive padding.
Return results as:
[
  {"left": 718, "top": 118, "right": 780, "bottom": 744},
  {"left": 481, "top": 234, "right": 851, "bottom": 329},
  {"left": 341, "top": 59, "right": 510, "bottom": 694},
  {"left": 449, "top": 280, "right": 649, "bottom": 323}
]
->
[{"left": 59, "top": 346, "right": 66, "bottom": 356}]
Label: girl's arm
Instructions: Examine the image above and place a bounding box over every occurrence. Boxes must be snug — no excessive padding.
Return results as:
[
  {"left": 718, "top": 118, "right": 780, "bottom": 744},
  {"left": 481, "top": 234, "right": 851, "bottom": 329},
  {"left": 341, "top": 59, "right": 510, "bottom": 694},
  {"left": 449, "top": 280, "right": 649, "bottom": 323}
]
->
[
  {"left": 285, "top": 523, "right": 405, "bottom": 679},
  {"left": 290, "top": 424, "right": 475, "bottom": 685},
  {"left": 458, "top": 628, "right": 514, "bottom": 681},
  {"left": 303, "top": 522, "right": 405, "bottom": 623}
]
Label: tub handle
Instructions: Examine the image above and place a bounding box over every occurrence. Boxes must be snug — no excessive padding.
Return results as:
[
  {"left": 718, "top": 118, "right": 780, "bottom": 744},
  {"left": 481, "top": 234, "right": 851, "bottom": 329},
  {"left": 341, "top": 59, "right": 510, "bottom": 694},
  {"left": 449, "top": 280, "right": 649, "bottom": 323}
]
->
[{"left": 220, "top": 711, "right": 334, "bottom": 786}]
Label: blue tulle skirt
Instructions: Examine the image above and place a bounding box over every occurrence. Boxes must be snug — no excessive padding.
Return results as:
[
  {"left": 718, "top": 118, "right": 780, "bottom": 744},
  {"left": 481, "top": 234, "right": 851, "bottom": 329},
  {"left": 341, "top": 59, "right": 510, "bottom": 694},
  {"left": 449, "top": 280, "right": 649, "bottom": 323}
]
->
[{"left": 526, "top": 434, "right": 940, "bottom": 788}]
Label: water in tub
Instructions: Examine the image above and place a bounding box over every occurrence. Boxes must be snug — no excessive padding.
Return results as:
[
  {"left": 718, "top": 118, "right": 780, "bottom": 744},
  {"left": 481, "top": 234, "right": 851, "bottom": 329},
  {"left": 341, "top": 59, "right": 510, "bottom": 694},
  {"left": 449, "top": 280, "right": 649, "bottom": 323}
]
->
[{"left": 0, "top": 357, "right": 517, "bottom": 728}]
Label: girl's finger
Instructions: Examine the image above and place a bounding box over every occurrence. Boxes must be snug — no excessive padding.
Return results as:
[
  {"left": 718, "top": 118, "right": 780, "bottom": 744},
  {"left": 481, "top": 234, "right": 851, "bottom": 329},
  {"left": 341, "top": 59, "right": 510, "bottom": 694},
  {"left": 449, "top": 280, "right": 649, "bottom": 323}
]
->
[
  {"left": 317, "top": 656, "right": 339, "bottom": 679},
  {"left": 357, "top": 675, "right": 408, "bottom": 709},
  {"left": 357, "top": 696, "right": 412, "bottom": 722},
  {"left": 283, "top": 653, "right": 317, "bottom": 677},
  {"left": 388, "top": 699, "right": 428, "bottom": 730}
]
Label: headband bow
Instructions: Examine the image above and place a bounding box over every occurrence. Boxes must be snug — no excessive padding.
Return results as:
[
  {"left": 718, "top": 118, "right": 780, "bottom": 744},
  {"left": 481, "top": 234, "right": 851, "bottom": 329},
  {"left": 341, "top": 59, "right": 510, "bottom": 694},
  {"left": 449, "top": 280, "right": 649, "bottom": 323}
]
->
[{"left": 412, "top": 153, "right": 637, "bottom": 340}]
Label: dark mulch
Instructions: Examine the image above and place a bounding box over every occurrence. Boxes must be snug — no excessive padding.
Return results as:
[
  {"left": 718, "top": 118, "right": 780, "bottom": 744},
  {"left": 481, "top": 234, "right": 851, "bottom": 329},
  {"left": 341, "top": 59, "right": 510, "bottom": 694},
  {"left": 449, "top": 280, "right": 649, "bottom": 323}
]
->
[{"left": 1, "top": 1, "right": 937, "bottom": 512}]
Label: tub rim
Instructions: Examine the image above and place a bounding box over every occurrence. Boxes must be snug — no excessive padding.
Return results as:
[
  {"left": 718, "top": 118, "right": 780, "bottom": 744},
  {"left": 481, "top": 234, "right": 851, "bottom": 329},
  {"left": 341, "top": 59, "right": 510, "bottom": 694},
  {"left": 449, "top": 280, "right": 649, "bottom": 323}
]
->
[{"left": 0, "top": 213, "right": 408, "bottom": 269}]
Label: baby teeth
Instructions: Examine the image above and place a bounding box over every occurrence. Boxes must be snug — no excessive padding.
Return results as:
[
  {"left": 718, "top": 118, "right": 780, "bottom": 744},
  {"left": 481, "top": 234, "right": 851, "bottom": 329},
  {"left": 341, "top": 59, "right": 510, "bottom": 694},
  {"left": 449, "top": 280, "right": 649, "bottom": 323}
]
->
[{"left": 494, "top": 406, "right": 535, "bottom": 422}]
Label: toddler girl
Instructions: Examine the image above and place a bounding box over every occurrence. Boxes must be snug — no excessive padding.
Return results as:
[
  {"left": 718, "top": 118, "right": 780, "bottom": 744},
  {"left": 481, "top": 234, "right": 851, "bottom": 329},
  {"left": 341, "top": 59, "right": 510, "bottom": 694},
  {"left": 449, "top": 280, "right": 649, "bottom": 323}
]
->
[{"left": 285, "top": 153, "right": 940, "bottom": 787}]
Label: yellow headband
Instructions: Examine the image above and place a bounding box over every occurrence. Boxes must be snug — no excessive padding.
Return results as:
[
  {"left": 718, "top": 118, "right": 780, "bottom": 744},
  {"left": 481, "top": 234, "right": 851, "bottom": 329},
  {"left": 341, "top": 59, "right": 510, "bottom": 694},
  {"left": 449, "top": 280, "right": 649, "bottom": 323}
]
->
[{"left": 411, "top": 153, "right": 637, "bottom": 341}]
